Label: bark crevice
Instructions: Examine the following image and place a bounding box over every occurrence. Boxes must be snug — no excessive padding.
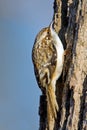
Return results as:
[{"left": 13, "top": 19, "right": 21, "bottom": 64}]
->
[
  {"left": 39, "top": 0, "right": 87, "bottom": 129},
  {"left": 78, "top": 76, "right": 87, "bottom": 130}
]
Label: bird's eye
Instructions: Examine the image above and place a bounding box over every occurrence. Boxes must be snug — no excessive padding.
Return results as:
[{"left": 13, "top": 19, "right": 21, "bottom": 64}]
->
[{"left": 47, "top": 31, "right": 49, "bottom": 34}]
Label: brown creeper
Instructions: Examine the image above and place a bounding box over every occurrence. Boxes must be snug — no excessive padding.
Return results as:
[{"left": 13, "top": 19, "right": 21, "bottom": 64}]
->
[{"left": 32, "top": 22, "right": 64, "bottom": 128}]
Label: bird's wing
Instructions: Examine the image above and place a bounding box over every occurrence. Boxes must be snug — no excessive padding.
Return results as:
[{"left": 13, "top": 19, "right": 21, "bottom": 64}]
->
[{"left": 32, "top": 38, "right": 57, "bottom": 92}]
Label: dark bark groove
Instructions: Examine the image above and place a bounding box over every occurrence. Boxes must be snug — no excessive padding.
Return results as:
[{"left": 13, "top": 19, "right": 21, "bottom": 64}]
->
[
  {"left": 39, "top": 0, "right": 87, "bottom": 130},
  {"left": 78, "top": 76, "right": 87, "bottom": 130}
]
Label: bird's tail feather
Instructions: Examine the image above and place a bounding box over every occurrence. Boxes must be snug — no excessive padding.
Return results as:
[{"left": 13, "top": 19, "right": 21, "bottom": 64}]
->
[{"left": 46, "top": 84, "right": 58, "bottom": 120}]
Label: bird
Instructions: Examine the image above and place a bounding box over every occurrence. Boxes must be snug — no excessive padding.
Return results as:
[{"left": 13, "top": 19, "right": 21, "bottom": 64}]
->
[{"left": 32, "top": 22, "right": 64, "bottom": 128}]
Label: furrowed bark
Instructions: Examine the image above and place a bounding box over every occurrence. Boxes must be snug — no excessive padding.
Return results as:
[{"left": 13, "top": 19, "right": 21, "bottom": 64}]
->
[{"left": 39, "top": 0, "right": 87, "bottom": 130}]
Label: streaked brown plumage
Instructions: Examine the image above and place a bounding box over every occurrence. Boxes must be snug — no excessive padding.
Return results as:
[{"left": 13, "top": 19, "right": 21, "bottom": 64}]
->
[{"left": 32, "top": 23, "right": 64, "bottom": 129}]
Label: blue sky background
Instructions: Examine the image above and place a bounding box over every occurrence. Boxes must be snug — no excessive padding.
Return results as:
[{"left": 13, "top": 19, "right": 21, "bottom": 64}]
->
[{"left": 0, "top": 0, "right": 53, "bottom": 130}]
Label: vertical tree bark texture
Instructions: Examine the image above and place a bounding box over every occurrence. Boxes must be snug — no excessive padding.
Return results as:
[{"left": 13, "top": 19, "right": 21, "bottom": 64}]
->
[
  {"left": 39, "top": 0, "right": 87, "bottom": 130},
  {"left": 59, "top": 0, "right": 87, "bottom": 130}
]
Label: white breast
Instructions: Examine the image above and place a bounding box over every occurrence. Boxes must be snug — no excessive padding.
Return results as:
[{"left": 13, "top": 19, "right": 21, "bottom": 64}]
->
[
  {"left": 50, "top": 27, "right": 64, "bottom": 90},
  {"left": 55, "top": 35, "right": 64, "bottom": 79}
]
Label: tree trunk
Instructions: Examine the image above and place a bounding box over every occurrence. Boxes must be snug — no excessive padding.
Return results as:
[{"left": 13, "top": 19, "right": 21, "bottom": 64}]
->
[{"left": 39, "top": 0, "right": 87, "bottom": 130}]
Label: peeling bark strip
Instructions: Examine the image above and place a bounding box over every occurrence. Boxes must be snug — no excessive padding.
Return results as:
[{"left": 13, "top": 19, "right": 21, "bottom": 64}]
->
[{"left": 39, "top": 0, "right": 87, "bottom": 130}]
